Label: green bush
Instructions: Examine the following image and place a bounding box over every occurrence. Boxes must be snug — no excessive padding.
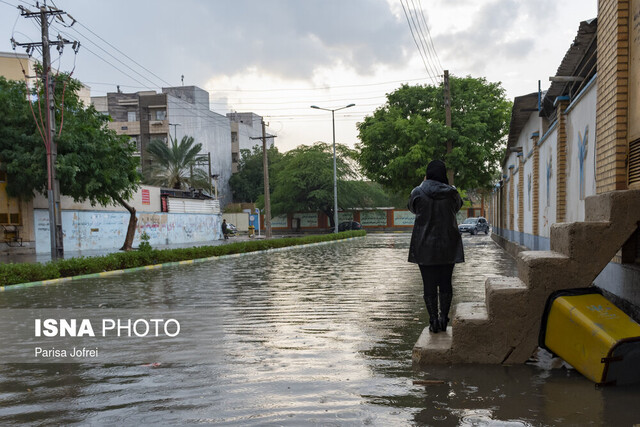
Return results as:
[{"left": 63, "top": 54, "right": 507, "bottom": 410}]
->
[{"left": 0, "top": 230, "right": 366, "bottom": 287}]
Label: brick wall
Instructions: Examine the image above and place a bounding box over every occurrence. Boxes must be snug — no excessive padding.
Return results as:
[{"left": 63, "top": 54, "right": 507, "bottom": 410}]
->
[
  {"left": 556, "top": 100, "right": 569, "bottom": 222},
  {"left": 596, "top": 0, "right": 630, "bottom": 193},
  {"left": 518, "top": 157, "right": 524, "bottom": 231}
]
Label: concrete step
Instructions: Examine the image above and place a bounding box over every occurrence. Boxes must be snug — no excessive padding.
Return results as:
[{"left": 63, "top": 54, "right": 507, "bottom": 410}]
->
[
  {"left": 585, "top": 190, "right": 640, "bottom": 223},
  {"left": 484, "top": 276, "right": 529, "bottom": 318},
  {"left": 412, "top": 325, "right": 452, "bottom": 365},
  {"left": 550, "top": 221, "right": 612, "bottom": 260},
  {"left": 517, "top": 250, "right": 573, "bottom": 292}
]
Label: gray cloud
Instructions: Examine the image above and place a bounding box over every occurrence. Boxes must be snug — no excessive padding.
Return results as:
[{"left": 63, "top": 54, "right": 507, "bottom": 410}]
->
[
  {"left": 432, "top": 0, "right": 540, "bottom": 73},
  {"left": 35, "top": 0, "right": 413, "bottom": 90}
]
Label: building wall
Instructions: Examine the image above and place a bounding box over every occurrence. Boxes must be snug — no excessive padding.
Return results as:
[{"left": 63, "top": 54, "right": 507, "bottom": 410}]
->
[
  {"left": 34, "top": 209, "right": 222, "bottom": 253},
  {"left": 33, "top": 185, "right": 162, "bottom": 213},
  {"left": 595, "top": 0, "right": 629, "bottom": 192},
  {"left": 565, "top": 81, "right": 598, "bottom": 222},
  {"left": 492, "top": 0, "right": 640, "bottom": 309},
  {"left": 0, "top": 52, "right": 36, "bottom": 85},
  {"left": 629, "top": 0, "right": 640, "bottom": 189},
  {"left": 538, "top": 126, "right": 558, "bottom": 240},
  {"left": 165, "top": 87, "right": 233, "bottom": 206}
]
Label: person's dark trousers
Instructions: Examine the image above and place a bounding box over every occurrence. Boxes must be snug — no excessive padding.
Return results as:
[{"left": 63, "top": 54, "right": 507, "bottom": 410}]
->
[{"left": 419, "top": 264, "right": 454, "bottom": 333}]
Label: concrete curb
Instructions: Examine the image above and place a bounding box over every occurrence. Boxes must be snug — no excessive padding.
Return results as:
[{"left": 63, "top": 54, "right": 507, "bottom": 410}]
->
[{"left": 0, "top": 236, "right": 365, "bottom": 291}]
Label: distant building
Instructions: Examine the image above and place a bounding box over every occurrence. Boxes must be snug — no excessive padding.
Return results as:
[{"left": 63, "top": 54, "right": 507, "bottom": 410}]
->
[
  {"left": 227, "top": 112, "right": 275, "bottom": 173},
  {"left": 92, "top": 86, "right": 234, "bottom": 205},
  {"left": 0, "top": 52, "right": 39, "bottom": 248},
  {"left": 0, "top": 51, "right": 36, "bottom": 86}
]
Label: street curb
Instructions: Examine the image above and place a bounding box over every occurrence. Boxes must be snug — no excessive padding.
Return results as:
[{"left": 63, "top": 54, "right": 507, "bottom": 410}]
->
[{"left": 0, "top": 236, "right": 365, "bottom": 291}]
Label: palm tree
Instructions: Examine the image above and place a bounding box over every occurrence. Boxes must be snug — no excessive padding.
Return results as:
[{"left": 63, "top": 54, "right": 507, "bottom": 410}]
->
[{"left": 144, "top": 135, "right": 210, "bottom": 190}]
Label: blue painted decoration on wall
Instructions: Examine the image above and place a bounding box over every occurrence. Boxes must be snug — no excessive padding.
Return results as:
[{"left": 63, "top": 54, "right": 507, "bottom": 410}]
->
[
  {"left": 546, "top": 155, "right": 553, "bottom": 207},
  {"left": 578, "top": 125, "right": 588, "bottom": 200},
  {"left": 527, "top": 173, "right": 532, "bottom": 211}
]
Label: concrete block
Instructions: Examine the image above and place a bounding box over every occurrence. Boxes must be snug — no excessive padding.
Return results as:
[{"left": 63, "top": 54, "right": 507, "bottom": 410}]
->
[
  {"left": 517, "top": 250, "right": 570, "bottom": 287},
  {"left": 585, "top": 190, "right": 640, "bottom": 223},
  {"left": 412, "top": 326, "right": 453, "bottom": 365},
  {"left": 485, "top": 276, "right": 530, "bottom": 318},
  {"left": 550, "top": 221, "right": 612, "bottom": 259}
]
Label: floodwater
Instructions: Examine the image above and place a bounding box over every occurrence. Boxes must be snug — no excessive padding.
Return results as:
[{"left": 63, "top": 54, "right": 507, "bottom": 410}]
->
[{"left": 1, "top": 233, "right": 639, "bottom": 426}]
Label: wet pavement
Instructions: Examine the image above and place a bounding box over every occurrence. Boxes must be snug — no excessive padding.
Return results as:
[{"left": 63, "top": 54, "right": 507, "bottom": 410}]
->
[{"left": 0, "top": 233, "right": 639, "bottom": 425}]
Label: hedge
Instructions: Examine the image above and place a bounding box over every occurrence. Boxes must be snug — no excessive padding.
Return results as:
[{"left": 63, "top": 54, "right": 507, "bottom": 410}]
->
[{"left": 0, "top": 230, "right": 366, "bottom": 287}]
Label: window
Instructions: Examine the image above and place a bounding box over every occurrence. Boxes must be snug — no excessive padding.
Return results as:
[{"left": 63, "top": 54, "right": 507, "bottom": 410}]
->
[
  {"left": 127, "top": 111, "right": 137, "bottom": 122},
  {"left": 130, "top": 136, "right": 141, "bottom": 152},
  {"left": 231, "top": 132, "right": 238, "bottom": 142},
  {"left": 155, "top": 110, "right": 166, "bottom": 120}
]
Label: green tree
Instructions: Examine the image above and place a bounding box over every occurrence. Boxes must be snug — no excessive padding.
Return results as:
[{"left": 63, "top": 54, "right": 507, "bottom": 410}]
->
[
  {"left": 0, "top": 75, "right": 141, "bottom": 250},
  {"left": 269, "top": 142, "right": 390, "bottom": 228},
  {"left": 357, "top": 76, "right": 512, "bottom": 195},
  {"left": 144, "top": 135, "right": 209, "bottom": 190},
  {"left": 229, "top": 145, "right": 282, "bottom": 203}
]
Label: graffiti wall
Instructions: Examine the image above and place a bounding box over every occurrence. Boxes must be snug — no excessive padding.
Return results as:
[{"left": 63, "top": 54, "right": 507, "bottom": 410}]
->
[{"left": 34, "top": 209, "right": 222, "bottom": 254}]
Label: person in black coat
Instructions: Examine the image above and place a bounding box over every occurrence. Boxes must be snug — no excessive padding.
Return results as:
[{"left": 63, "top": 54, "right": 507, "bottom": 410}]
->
[{"left": 408, "top": 160, "right": 464, "bottom": 333}]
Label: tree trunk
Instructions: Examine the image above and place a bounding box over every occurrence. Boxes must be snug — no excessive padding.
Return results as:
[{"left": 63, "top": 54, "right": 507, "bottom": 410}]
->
[
  {"left": 322, "top": 208, "right": 334, "bottom": 228},
  {"left": 117, "top": 195, "right": 138, "bottom": 251}
]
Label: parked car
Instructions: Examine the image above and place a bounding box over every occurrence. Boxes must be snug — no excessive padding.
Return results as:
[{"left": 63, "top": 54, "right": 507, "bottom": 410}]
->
[
  {"left": 338, "top": 221, "right": 362, "bottom": 232},
  {"left": 458, "top": 217, "right": 490, "bottom": 235}
]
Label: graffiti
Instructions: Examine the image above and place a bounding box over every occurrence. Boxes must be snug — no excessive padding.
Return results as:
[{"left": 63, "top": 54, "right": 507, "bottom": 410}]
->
[
  {"left": 578, "top": 126, "right": 588, "bottom": 200},
  {"left": 35, "top": 209, "right": 222, "bottom": 253}
]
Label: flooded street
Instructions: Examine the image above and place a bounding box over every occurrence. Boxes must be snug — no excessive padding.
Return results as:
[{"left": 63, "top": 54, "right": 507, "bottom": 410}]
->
[{"left": 1, "top": 234, "right": 639, "bottom": 425}]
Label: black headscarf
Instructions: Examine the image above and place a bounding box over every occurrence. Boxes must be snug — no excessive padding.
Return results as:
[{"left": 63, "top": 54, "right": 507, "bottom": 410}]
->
[{"left": 426, "top": 160, "right": 449, "bottom": 185}]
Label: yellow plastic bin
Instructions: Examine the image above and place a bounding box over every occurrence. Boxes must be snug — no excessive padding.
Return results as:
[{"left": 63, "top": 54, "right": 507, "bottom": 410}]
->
[{"left": 539, "top": 287, "right": 640, "bottom": 386}]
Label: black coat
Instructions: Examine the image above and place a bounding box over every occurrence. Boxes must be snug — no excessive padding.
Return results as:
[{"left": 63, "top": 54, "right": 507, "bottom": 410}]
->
[{"left": 408, "top": 179, "right": 465, "bottom": 265}]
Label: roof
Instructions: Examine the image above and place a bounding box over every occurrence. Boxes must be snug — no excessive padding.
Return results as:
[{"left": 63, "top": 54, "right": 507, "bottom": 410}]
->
[
  {"left": 502, "top": 92, "right": 539, "bottom": 166},
  {"left": 540, "top": 18, "right": 597, "bottom": 117}
]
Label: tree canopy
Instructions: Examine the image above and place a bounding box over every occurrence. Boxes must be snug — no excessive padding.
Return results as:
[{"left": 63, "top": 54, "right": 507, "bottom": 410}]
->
[
  {"left": 269, "top": 142, "right": 392, "bottom": 227},
  {"left": 229, "top": 145, "right": 282, "bottom": 203},
  {"left": 356, "top": 76, "right": 512, "bottom": 195},
  {"left": 0, "top": 74, "right": 140, "bottom": 249},
  {"left": 143, "top": 135, "right": 209, "bottom": 190}
]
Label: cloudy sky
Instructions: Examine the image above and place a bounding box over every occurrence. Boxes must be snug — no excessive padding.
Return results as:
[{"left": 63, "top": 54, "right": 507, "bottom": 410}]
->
[{"left": 0, "top": 0, "right": 597, "bottom": 152}]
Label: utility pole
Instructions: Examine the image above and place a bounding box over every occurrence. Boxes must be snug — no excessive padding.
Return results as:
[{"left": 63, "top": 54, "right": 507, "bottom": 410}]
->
[
  {"left": 250, "top": 124, "right": 276, "bottom": 238},
  {"left": 14, "top": 3, "right": 76, "bottom": 259},
  {"left": 443, "top": 69, "right": 454, "bottom": 186}
]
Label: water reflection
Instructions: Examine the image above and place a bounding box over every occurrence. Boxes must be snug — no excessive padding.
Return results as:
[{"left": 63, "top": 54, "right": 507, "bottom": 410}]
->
[{"left": 0, "top": 234, "right": 639, "bottom": 425}]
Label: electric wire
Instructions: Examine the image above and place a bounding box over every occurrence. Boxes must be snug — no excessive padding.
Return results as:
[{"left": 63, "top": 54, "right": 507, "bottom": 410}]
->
[
  {"left": 406, "top": 0, "right": 439, "bottom": 82},
  {"left": 418, "top": 0, "right": 444, "bottom": 75},
  {"left": 408, "top": 0, "right": 442, "bottom": 79},
  {"left": 399, "top": 0, "right": 436, "bottom": 85}
]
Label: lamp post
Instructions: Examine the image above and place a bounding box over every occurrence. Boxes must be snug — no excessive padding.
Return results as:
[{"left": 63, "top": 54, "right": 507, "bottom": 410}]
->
[{"left": 310, "top": 103, "right": 355, "bottom": 233}]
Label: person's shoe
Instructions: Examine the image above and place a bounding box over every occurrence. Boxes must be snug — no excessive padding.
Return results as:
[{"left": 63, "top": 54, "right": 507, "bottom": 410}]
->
[
  {"left": 428, "top": 317, "right": 441, "bottom": 333},
  {"left": 439, "top": 292, "right": 452, "bottom": 331},
  {"left": 425, "top": 295, "right": 440, "bottom": 333}
]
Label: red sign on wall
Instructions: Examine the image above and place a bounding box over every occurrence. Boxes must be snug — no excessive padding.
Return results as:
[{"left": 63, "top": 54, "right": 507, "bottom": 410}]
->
[{"left": 142, "top": 189, "right": 150, "bottom": 205}]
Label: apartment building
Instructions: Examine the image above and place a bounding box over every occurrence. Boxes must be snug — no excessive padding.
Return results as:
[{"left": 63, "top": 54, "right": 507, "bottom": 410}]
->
[
  {"left": 227, "top": 112, "right": 275, "bottom": 173},
  {"left": 92, "top": 85, "right": 234, "bottom": 205}
]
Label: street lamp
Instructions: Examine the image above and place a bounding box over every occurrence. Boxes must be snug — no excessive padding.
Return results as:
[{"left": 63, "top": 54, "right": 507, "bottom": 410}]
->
[{"left": 310, "top": 103, "right": 356, "bottom": 233}]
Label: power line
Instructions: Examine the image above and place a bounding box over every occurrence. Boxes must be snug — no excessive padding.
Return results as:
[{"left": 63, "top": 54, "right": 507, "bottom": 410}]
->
[
  {"left": 399, "top": 0, "right": 436, "bottom": 85},
  {"left": 408, "top": 0, "right": 442, "bottom": 78},
  {"left": 418, "top": 0, "right": 444, "bottom": 75},
  {"left": 407, "top": 0, "right": 440, "bottom": 81},
  {"left": 50, "top": 23, "right": 161, "bottom": 91}
]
